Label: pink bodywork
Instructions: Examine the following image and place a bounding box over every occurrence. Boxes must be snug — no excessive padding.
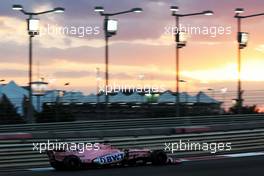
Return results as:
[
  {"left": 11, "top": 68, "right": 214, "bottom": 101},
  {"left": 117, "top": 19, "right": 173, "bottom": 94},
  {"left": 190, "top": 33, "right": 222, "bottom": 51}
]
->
[{"left": 48, "top": 143, "right": 152, "bottom": 165}]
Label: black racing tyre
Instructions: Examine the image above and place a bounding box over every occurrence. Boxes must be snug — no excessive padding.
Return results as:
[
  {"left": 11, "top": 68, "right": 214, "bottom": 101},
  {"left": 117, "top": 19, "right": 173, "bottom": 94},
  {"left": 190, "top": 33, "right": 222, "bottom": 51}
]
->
[
  {"left": 151, "top": 150, "right": 167, "bottom": 165},
  {"left": 63, "top": 156, "right": 82, "bottom": 170},
  {"left": 50, "top": 162, "right": 64, "bottom": 171}
]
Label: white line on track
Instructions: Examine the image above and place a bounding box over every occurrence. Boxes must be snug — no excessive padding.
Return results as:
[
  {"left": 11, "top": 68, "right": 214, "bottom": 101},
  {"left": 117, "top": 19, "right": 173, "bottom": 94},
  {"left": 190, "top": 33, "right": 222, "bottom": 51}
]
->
[
  {"left": 223, "top": 152, "right": 264, "bottom": 158},
  {"left": 29, "top": 167, "right": 54, "bottom": 172},
  {"left": 180, "top": 151, "right": 264, "bottom": 162},
  {"left": 28, "top": 151, "right": 264, "bottom": 172}
]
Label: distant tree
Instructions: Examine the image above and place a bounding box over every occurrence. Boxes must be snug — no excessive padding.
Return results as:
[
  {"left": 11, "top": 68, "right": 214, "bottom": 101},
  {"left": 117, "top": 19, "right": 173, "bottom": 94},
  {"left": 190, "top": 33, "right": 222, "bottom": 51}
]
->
[
  {"left": 0, "top": 94, "right": 24, "bottom": 124},
  {"left": 146, "top": 94, "right": 158, "bottom": 103},
  {"left": 36, "top": 103, "right": 75, "bottom": 123},
  {"left": 22, "top": 96, "right": 28, "bottom": 119},
  {"left": 229, "top": 104, "right": 258, "bottom": 114},
  {"left": 22, "top": 95, "right": 37, "bottom": 122}
]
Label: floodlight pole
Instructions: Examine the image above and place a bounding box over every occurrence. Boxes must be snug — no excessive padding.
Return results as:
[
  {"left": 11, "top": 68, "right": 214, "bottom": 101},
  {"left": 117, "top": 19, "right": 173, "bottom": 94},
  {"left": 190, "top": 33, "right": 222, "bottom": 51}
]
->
[
  {"left": 234, "top": 10, "right": 264, "bottom": 113},
  {"left": 95, "top": 7, "right": 142, "bottom": 117},
  {"left": 96, "top": 67, "right": 100, "bottom": 104},
  {"left": 172, "top": 9, "right": 213, "bottom": 117},
  {"left": 175, "top": 16, "right": 180, "bottom": 117},
  {"left": 12, "top": 5, "right": 64, "bottom": 123},
  {"left": 29, "top": 27, "right": 33, "bottom": 123},
  {"left": 237, "top": 17, "right": 243, "bottom": 113},
  {"left": 104, "top": 16, "right": 109, "bottom": 116}
]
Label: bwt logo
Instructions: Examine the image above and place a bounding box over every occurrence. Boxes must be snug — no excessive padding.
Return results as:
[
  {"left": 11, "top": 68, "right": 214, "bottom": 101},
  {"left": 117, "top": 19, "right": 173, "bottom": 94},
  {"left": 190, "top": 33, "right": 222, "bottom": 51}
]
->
[{"left": 94, "top": 152, "right": 125, "bottom": 165}]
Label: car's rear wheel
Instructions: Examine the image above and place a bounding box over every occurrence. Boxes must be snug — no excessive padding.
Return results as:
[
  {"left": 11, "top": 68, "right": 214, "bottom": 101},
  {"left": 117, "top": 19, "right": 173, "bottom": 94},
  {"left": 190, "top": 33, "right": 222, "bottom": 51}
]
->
[
  {"left": 63, "top": 156, "right": 82, "bottom": 170},
  {"left": 151, "top": 150, "right": 167, "bottom": 165}
]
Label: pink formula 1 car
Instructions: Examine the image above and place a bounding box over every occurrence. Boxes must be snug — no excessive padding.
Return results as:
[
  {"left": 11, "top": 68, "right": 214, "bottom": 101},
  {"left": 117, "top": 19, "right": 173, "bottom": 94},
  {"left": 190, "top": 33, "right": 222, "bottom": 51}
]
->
[{"left": 46, "top": 143, "right": 180, "bottom": 170}]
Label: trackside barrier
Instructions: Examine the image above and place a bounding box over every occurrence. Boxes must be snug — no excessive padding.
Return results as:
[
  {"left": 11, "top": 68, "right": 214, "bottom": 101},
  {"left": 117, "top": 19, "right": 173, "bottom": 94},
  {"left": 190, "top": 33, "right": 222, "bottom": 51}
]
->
[
  {"left": 27, "top": 121, "right": 263, "bottom": 139},
  {"left": 0, "top": 114, "right": 263, "bottom": 135},
  {"left": 0, "top": 129, "right": 264, "bottom": 169},
  {"left": 0, "top": 133, "right": 33, "bottom": 140},
  {"left": 1, "top": 121, "right": 264, "bottom": 140}
]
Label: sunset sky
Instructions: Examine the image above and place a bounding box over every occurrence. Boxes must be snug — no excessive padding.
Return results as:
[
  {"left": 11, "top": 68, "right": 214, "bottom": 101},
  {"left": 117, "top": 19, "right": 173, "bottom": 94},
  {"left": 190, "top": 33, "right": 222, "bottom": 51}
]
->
[{"left": 0, "top": 0, "right": 264, "bottom": 94}]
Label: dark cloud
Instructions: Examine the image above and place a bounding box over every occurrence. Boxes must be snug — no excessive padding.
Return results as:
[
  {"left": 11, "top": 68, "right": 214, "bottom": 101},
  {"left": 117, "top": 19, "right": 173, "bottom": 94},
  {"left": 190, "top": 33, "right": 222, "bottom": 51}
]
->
[
  {"left": 2, "top": 0, "right": 264, "bottom": 42},
  {"left": 0, "top": 41, "right": 27, "bottom": 63},
  {"left": 0, "top": 39, "right": 172, "bottom": 68},
  {"left": 0, "top": 69, "right": 27, "bottom": 77},
  {"left": 53, "top": 70, "right": 137, "bottom": 80},
  {"left": 53, "top": 70, "right": 91, "bottom": 78},
  {"left": 1, "top": 0, "right": 264, "bottom": 85}
]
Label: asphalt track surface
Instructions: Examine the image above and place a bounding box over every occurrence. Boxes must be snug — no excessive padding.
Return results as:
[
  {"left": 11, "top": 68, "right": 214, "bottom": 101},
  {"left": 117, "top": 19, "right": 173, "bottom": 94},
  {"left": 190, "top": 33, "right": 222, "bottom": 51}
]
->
[{"left": 1, "top": 156, "right": 263, "bottom": 176}]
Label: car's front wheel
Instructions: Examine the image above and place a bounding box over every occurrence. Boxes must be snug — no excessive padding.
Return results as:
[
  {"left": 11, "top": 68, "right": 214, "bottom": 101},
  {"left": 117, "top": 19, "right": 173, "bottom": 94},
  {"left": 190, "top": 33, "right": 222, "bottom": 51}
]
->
[{"left": 151, "top": 150, "right": 167, "bottom": 165}]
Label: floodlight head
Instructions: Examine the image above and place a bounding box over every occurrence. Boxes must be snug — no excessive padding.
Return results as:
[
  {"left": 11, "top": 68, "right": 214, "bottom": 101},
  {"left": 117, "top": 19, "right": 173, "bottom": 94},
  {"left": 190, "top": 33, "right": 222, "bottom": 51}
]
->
[
  {"left": 54, "top": 7, "right": 65, "bottom": 13},
  {"left": 12, "top": 4, "right": 23, "bottom": 11},
  {"left": 94, "top": 6, "right": 104, "bottom": 12},
  {"left": 235, "top": 8, "right": 244, "bottom": 14},
  {"left": 176, "top": 31, "right": 188, "bottom": 48},
  {"left": 107, "top": 19, "right": 118, "bottom": 33},
  {"left": 238, "top": 32, "right": 249, "bottom": 49},
  {"left": 31, "top": 81, "right": 48, "bottom": 96},
  {"left": 203, "top": 10, "right": 214, "bottom": 16},
  {"left": 132, "top": 8, "right": 143, "bottom": 13},
  {"left": 241, "top": 32, "right": 249, "bottom": 43},
  {"left": 28, "top": 18, "right": 40, "bottom": 36},
  {"left": 170, "top": 6, "right": 179, "bottom": 12}
]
